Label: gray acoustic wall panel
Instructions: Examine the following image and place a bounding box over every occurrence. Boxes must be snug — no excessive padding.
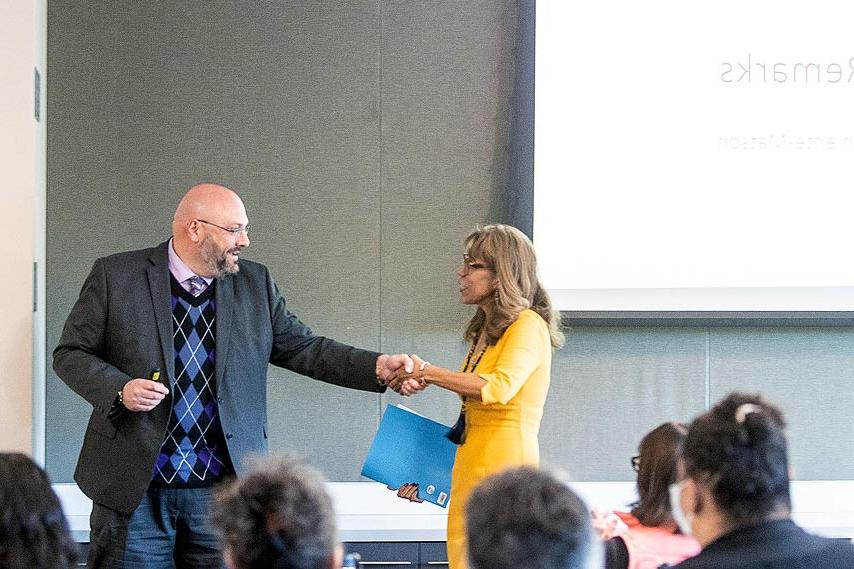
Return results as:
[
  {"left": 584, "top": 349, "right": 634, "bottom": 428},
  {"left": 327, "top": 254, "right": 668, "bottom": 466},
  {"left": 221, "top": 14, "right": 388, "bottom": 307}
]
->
[
  {"left": 243, "top": 1, "right": 384, "bottom": 481},
  {"left": 541, "top": 328, "right": 708, "bottom": 481},
  {"left": 47, "top": 1, "right": 387, "bottom": 482},
  {"left": 377, "top": 0, "right": 515, "bottom": 425},
  {"left": 709, "top": 328, "right": 854, "bottom": 479}
]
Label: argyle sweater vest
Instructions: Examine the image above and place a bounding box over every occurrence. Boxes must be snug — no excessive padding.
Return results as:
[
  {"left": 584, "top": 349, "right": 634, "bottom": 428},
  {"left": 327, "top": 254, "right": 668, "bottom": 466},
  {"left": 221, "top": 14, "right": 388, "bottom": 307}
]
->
[{"left": 151, "top": 277, "right": 232, "bottom": 487}]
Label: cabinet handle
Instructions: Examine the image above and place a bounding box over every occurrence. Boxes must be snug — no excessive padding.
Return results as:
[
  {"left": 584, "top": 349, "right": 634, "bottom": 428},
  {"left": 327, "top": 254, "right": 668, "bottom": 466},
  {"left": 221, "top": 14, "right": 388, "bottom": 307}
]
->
[
  {"left": 427, "top": 562, "right": 450, "bottom": 565},
  {"left": 358, "top": 563, "right": 413, "bottom": 566}
]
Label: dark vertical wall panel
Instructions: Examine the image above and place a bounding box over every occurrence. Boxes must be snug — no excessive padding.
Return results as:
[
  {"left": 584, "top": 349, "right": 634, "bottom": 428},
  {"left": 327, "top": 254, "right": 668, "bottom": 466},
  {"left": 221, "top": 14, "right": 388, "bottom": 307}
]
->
[{"left": 502, "top": 0, "right": 534, "bottom": 237}]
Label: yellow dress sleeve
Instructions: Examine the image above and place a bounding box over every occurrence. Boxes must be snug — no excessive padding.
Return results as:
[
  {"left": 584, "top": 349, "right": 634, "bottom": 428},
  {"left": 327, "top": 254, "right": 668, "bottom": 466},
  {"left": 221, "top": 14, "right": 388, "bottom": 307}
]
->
[{"left": 478, "top": 311, "right": 549, "bottom": 405}]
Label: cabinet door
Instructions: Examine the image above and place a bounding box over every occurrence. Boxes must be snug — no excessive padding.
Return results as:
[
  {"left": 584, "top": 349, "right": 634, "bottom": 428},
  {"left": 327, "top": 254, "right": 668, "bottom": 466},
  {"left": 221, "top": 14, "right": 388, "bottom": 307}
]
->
[
  {"left": 419, "top": 542, "right": 448, "bottom": 569},
  {"left": 74, "top": 543, "right": 88, "bottom": 567},
  {"left": 345, "top": 542, "right": 419, "bottom": 569}
]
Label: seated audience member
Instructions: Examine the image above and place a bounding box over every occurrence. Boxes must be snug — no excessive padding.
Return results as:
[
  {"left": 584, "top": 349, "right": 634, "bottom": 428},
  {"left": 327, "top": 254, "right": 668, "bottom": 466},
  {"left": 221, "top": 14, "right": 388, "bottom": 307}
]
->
[
  {"left": 670, "top": 392, "right": 854, "bottom": 569},
  {"left": 466, "top": 465, "right": 601, "bottom": 569},
  {"left": 0, "top": 452, "right": 78, "bottom": 569},
  {"left": 212, "top": 457, "right": 342, "bottom": 569},
  {"left": 594, "top": 422, "right": 700, "bottom": 569}
]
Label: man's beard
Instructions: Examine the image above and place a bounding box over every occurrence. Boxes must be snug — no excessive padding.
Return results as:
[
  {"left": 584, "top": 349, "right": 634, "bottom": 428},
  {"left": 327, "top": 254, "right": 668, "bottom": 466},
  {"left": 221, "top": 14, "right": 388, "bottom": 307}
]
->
[{"left": 200, "top": 235, "right": 240, "bottom": 279}]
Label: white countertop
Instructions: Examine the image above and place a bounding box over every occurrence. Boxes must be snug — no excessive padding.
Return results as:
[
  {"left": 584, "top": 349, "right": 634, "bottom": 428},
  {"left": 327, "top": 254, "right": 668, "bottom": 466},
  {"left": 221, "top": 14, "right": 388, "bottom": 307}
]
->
[{"left": 56, "top": 480, "right": 854, "bottom": 543}]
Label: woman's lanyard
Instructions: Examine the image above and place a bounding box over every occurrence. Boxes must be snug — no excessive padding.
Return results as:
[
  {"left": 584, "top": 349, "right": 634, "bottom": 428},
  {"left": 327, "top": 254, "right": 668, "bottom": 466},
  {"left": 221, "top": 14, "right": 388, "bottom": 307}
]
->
[
  {"left": 463, "top": 341, "right": 487, "bottom": 374},
  {"left": 446, "top": 340, "right": 487, "bottom": 445}
]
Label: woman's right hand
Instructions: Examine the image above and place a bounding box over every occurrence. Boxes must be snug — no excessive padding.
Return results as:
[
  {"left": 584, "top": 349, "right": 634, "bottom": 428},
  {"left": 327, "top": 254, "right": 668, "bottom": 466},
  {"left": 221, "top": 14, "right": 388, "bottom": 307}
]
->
[
  {"left": 387, "top": 354, "right": 431, "bottom": 396},
  {"left": 590, "top": 508, "right": 624, "bottom": 539},
  {"left": 393, "top": 482, "right": 424, "bottom": 503}
]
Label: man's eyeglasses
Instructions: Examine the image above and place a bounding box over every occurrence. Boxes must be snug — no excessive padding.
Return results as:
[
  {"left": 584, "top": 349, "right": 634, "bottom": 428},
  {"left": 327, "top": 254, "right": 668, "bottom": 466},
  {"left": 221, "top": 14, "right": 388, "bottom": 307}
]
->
[
  {"left": 198, "top": 219, "right": 249, "bottom": 236},
  {"left": 631, "top": 455, "right": 640, "bottom": 472}
]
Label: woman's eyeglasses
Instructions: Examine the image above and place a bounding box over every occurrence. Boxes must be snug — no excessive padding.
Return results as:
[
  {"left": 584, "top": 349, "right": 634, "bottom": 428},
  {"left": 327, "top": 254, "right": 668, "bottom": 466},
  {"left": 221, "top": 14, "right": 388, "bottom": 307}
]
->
[{"left": 461, "top": 254, "right": 492, "bottom": 274}]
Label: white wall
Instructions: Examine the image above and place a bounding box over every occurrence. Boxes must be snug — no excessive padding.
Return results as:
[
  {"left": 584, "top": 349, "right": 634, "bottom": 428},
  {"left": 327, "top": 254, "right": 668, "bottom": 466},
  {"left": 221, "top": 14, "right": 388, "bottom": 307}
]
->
[{"left": 0, "top": 0, "right": 46, "bottom": 455}]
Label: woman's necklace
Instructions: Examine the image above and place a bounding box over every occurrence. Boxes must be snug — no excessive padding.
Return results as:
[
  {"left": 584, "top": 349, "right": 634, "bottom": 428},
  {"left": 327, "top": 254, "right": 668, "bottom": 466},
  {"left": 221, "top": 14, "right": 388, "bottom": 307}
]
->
[
  {"left": 463, "top": 339, "right": 487, "bottom": 373},
  {"left": 447, "top": 333, "right": 488, "bottom": 445}
]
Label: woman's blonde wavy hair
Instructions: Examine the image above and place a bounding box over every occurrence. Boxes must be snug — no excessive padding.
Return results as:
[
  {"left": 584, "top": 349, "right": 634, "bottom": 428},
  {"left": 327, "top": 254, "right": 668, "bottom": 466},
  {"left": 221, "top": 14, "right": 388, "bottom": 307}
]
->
[{"left": 463, "top": 224, "right": 564, "bottom": 348}]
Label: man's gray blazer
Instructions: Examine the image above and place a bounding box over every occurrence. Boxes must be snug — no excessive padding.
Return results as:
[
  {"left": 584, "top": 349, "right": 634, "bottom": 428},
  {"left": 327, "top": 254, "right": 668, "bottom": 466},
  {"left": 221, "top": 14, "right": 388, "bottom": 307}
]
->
[{"left": 53, "top": 241, "right": 383, "bottom": 513}]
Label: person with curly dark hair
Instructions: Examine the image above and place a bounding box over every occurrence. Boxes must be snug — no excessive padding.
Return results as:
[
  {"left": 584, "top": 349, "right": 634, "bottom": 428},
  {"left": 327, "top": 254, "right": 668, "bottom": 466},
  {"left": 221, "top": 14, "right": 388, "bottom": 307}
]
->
[
  {"left": 212, "top": 457, "right": 341, "bottom": 569},
  {"left": 670, "top": 392, "right": 854, "bottom": 569},
  {"left": 0, "top": 453, "right": 78, "bottom": 569},
  {"left": 465, "top": 465, "right": 599, "bottom": 569}
]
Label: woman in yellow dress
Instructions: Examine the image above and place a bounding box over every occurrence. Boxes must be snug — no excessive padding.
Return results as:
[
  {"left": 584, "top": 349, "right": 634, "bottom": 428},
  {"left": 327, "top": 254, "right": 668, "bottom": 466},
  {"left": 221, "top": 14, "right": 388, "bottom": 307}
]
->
[{"left": 391, "top": 224, "right": 564, "bottom": 569}]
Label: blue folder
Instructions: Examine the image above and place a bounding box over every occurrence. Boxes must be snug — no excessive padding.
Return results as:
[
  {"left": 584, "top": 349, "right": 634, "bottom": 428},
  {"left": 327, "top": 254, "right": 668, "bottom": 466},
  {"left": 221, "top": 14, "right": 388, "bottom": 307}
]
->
[{"left": 361, "top": 404, "right": 457, "bottom": 507}]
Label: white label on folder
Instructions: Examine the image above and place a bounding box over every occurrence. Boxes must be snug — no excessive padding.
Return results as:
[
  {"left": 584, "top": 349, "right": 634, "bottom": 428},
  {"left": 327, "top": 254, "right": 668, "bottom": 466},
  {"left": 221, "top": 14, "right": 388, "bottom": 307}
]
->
[
  {"left": 426, "top": 485, "right": 436, "bottom": 495},
  {"left": 437, "top": 492, "right": 448, "bottom": 505}
]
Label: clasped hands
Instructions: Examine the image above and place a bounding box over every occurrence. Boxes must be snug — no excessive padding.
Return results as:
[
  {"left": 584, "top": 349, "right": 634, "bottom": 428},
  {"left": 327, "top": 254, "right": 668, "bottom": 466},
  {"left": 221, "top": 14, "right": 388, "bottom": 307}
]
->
[{"left": 377, "top": 353, "right": 431, "bottom": 396}]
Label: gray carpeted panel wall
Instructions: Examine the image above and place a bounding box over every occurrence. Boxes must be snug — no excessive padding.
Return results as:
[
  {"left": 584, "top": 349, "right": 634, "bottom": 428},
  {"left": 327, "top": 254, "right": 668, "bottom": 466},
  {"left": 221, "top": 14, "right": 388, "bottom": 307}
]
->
[{"left": 47, "top": 1, "right": 854, "bottom": 484}]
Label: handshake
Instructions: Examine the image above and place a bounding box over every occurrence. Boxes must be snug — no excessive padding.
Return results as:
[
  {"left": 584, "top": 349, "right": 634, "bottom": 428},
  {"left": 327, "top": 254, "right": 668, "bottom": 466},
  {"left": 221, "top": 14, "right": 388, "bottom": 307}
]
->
[{"left": 376, "top": 353, "right": 433, "bottom": 396}]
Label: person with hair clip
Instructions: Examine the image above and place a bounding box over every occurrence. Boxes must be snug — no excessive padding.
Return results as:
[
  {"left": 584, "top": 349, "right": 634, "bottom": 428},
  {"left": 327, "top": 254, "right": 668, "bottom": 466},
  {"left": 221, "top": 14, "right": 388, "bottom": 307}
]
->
[
  {"left": 669, "top": 392, "right": 854, "bottom": 569},
  {"left": 389, "top": 224, "right": 565, "bottom": 569},
  {"left": 0, "top": 453, "right": 79, "bottom": 569},
  {"left": 212, "top": 456, "right": 343, "bottom": 569},
  {"left": 594, "top": 422, "right": 700, "bottom": 569}
]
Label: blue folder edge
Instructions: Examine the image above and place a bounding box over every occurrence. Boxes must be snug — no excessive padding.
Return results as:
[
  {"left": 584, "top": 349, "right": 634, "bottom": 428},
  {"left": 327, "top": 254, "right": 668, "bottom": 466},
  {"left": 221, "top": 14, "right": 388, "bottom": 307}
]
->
[{"left": 361, "top": 404, "right": 457, "bottom": 508}]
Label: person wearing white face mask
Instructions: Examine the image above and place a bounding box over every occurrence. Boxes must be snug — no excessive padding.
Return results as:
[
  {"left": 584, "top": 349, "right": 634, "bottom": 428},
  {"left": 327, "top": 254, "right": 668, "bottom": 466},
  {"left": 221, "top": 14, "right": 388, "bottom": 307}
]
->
[{"left": 669, "top": 392, "right": 854, "bottom": 569}]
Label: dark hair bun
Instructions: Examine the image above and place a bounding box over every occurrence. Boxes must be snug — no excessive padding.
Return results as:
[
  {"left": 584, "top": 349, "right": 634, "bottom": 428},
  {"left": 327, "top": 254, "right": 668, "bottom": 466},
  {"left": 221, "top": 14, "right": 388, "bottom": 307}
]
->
[{"left": 683, "top": 393, "right": 791, "bottom": 524}]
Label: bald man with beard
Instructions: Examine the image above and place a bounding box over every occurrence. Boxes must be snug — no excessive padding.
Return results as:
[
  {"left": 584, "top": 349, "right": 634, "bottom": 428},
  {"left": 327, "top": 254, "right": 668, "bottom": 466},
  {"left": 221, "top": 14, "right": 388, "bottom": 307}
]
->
[{"left": 54, "top": 183, "right": 414, "bottom": 569}]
